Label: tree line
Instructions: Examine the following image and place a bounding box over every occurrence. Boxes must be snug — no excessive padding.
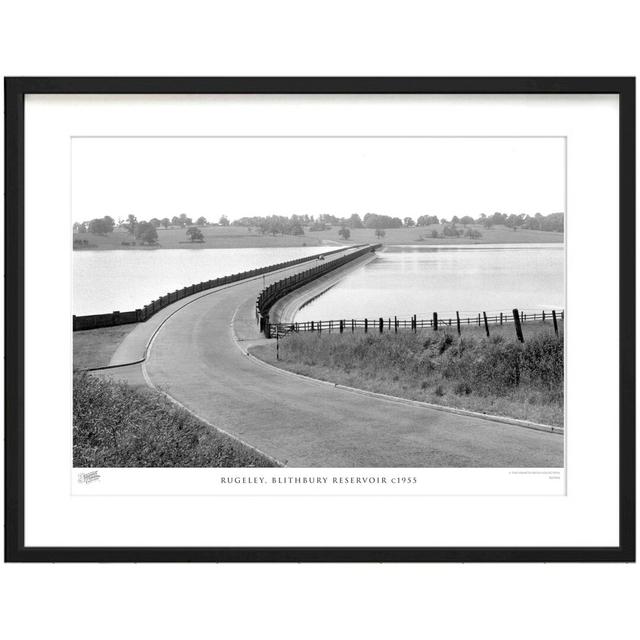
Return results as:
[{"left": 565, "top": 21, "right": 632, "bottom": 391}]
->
[
  {"left": 233, "top": 211, "right": 563, "bottom": 232},
  {"left": 74, "top": 210, "right": 564, "bottom": 244},
  {"left": 73, "top": 213, "right": 222, "bottom": 245}
]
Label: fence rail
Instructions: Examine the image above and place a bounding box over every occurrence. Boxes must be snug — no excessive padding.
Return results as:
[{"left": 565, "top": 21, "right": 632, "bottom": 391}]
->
[
  {"left": 257, "top": 244, "right": 382, "bottom": 336},
  {"left": 72, "top": 245, "right": 354, "bottom": 331},
  {"left": 269, "top": 308, "right": 565, "bottom": 342}
]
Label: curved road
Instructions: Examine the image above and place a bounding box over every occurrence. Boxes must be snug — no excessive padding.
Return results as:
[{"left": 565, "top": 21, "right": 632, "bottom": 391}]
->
[{"left": 99, "top": 250, "right": 565, "bottom": 468}]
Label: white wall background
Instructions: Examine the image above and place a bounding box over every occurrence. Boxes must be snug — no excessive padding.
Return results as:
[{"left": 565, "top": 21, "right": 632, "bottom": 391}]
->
[{"left": 1, "top": 2, "right": 638, "bottom": 639}]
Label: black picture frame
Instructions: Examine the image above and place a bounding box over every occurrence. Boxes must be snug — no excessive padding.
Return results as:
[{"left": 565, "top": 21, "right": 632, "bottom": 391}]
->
[{"left": 4, "top": 77, "right": 635, "bottom": 563}]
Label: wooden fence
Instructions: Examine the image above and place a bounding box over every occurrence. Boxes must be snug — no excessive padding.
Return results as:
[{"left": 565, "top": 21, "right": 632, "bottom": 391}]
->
[
  {"left": 72, "top": 245, "right": 356, "bottom": 331},
  {"left": 269, "top": 308, "right": 565, "bottom": 342},
  {"left": 256, "top": 244, "right": 382, "bottom": 336}
]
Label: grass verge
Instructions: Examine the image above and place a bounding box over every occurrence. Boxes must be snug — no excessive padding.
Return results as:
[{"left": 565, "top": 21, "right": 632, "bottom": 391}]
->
[
  {"left": 73, "top": 371, "right": 278, "bottom": 467},
  {"left": 250, "top": 322, "right": 564, "bottom": 427},
  {"left": 73, "top": 325, "right": 138, "bottom": 369}
]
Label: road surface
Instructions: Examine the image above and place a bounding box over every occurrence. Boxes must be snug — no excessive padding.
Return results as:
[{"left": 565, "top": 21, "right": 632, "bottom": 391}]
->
[{"left": 98, "top": 249, "right": 564, "bottom": 467}]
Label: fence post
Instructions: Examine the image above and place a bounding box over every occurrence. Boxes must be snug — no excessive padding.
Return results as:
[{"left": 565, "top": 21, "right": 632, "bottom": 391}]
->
[
  {"left": 433, "top": 312, "right": 438, "bottom": 331},
  {"left": 394, "top": 316, "right": 398, "bottom": 333},
  {"left": 340, "top": 320, "right": 344, "bottom": 333},
  {"left": 311, "top": 320, "right": 315, "bottom": 332},
  {"left": 352, "top": 319, "right": 355, "bottom": 332},
  {"left": 478, "top": 313, "right": 481, "bottom": 326},
  {"left": 552, "top": 310, "right": 559, "bottom": 337},
  {"left": 512, "top": 308, "right": 524, "bottom": 343},
  {"left": 542, "top": 310, "right": 546, "bottom": 323},
  {"left": 413, "top": 314, "right": 417, "bottom": 333},
  {"left": 364, "top": 318, "right": 368, "bottom": 333},
  {"left": 500, "top": 312, "right": 503, "bottom": 326},
  {"left": 319, "top": 321, "right": 322, "bottom": 333},
  {"left": 379, "top": 317, "right": 383, "bottom": 333},
  {"left": 456, "top": 311, "right": 461, "bottom": 336},
  {"left": 483, "top": 311, "right": 490, "bottom": 337}
]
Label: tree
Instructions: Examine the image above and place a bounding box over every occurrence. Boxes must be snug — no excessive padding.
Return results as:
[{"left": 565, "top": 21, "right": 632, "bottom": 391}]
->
[
  {"left": 149, "top": 218, "right": 161, "bottom": 228},
  {"left": 73, "top": 222, "right": 87, "bottom": 234},
  {"left": 161, "top": 218, "right": 170, "bottom": 229},
  {"left": 417, "top": 215, "right": 439, "bottom": 226},
  {"left": 125, "top": 214, "right": 137, "bottom": 235},
  {"left": 375, "top": 228, "right": 386, "bottom": 239},
  {"left": 403, "top": 217, "right": 415, "bottom": 227},
  {"left": 196, "top": 216, "right": 208, "bottom": 226},
  {"left": 505, "top": 213, "right": 521, "bottom": 231},
  {"left": 349, "top": 213, "right": 364, "bottom": 228},
  {"left": 186, "top": 226, "right": 205, "bottom": 242},
  {"left": 460, "top": 216, "right": 474, "bottom": 227},
  {"left": 338, "top": 226, "right": 351, "bottom": 240},
  {"left": 363, "top": 213, "right": 402, "bottom": 229},
  {"left": 135, "top": 221, "right": 158, "bottom": 245},
  {"left": 88, "top": 216, "right": 114, "bottom": 235},
  {"left": 219, "top": 215, "right": 230, "bottom": 226},
  {"left": 451, "top": 215, "right": 460, "bottom": 225}
]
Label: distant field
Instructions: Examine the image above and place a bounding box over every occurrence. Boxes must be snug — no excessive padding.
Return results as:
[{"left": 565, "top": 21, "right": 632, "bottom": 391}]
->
[
  {"left": 73, "top": 225, "right": 324, "bottom": 250},
  {"left": 73, "top": 223, "right": 562, "bottom": 250},
  {"left": 306, "top": 223, "right": 564, "bottom": 245}
]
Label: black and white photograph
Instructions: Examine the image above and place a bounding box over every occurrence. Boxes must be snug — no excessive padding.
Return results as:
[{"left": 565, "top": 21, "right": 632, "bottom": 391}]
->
[
  {"left": 72, "top": 136, "right": 565, "bottom": 471},
  {"left": 5, "top": 76, "right": 633, "bottom": 565}
]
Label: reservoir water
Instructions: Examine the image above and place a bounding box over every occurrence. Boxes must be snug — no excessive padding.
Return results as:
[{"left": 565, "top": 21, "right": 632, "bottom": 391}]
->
[
  {"left": 295, "top": 244, "right": 564, "bottom": 322},
  {"left": 73, "top": 246, "right": 335, "bottom": 315}
]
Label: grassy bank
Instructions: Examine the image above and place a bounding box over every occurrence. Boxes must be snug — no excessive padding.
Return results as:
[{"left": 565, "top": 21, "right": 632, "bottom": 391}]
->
[
  {"left": 73, "top": 371, "right": 277, "bottom": 467},
  {"left": 251, "top": 322, "right": 564, "bottom": 426},
  {"left": 73, "top": 325, "right": 138, "bottom": 369},
  {"left": 74, "top": 226, "right": 323, "bottom": 250}
]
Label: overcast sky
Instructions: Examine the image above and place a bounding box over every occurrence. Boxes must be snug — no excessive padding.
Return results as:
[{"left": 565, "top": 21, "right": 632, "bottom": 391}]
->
[{"left": 72, "top": 137, "right": 565, "bottom": 223}]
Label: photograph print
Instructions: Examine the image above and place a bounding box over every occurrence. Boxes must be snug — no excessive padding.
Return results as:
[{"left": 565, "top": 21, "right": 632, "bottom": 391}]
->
[{"left": 72, "top": 135, "right": 565, "bottom": 471}]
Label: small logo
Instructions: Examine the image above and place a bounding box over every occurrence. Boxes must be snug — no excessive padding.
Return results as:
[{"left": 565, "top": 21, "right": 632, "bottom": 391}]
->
[{"left": 78, "top": 470, "right": 101, "bottom": 484}]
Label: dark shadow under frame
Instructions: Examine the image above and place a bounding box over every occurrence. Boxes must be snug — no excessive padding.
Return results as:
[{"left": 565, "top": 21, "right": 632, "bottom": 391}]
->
[{"left": 4, "top": 77, "right": 635, "bottom": 562}]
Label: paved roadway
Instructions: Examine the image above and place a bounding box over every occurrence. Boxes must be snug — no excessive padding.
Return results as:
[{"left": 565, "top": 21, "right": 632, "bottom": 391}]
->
[{"left": 98, "top": 248, "right": 564, "bottom": 467}]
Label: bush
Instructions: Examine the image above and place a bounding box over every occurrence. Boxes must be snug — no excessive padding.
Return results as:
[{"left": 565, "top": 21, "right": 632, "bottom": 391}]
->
[{"left": 274, "top": 323, "right": 564, "bottom": 425}]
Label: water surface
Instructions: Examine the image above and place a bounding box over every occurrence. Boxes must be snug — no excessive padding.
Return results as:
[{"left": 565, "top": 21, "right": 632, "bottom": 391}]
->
[
  {"left": 295, "top": 244, "right": 564, "bottom": 321},
  {"left": 73, "top": 247, "right": 333, "bottom": 315}
]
